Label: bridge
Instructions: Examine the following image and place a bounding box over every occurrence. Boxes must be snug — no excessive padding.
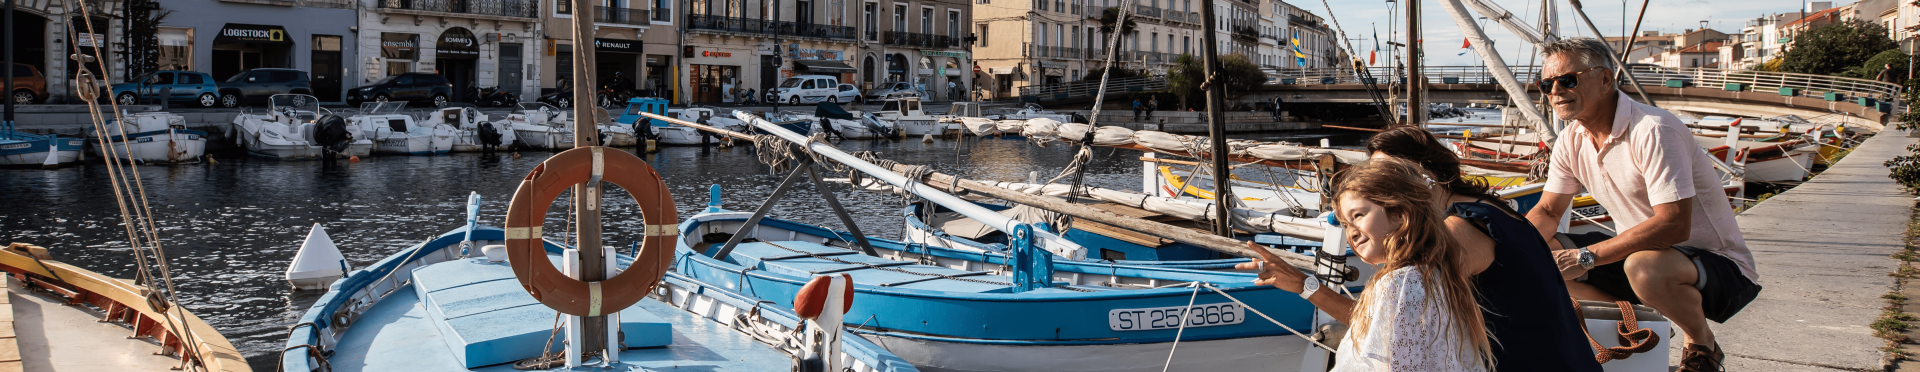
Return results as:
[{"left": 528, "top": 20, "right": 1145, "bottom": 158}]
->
[{"left": 1022, "top": 66, "right": 1902, "bottom": 130}]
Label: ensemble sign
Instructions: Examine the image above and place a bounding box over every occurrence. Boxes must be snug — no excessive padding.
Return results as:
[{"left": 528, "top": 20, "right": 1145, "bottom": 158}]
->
[
  {"left": 594, "top": 38, "right": 643, "bottom": 53},
  {"left": 381, "top": 33, "right": 419, "bottom": 60},
  {"left": 438, "top": 28, "right": 479, "bottom": 60},
  {"left": 701, "top": 51, "right": 733, "bottom": 58},
  {"left": 787, "top": 48, "right": 841, "bottom": 60},
  {"left": 214, "top": 24, "right": 291, "bottom": 45}
]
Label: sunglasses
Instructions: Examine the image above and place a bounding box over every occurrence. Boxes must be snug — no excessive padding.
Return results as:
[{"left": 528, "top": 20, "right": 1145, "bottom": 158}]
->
[{"left": 1536, "top": 66, "right": 1604, "bottom": 93}]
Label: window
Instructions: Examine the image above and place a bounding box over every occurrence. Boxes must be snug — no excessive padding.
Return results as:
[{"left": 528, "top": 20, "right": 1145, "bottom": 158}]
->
[
  {"left": 978, "top": 24, "right": 989, "bottom": 46},
  {"left": 1036, "top": 0, "right": 1045, "bottom": 11},
  {"left": 654, "top": 0, "right": 672, "bottom": 21},
  {"left": 157, "top": 27, "right": 193, "bottom": 71},
  {"left": 948, "top": 10, "right": 960, "bottom": 37},
  {"left": 270, "top": 71, "right": 300, "bottom": 82},
  {"left": 153, "top": 72, "right": 176, "bottom": 84},
  {"left": 802, "top": 80, "right": 816, "bottom": 89},
  {"left": 1055, "top": 24, "right": 1063, "bottom": 50},
  {"left": 1038, "top": 24, "right": 1048, "bottom": 47},
  {"left": 922, "top": 8, "right": 932, "bottom": 34},
  {"left": 396, "top": 75, "right": 415, "bottom": 85},
  {"left": 894, "top": 5, "right": 907, "bottom": 32},
  {"left": 1150, "top": 32, "right": 1158, "bottom": 52},
  {"left": 558, "top": 0, "right": 571, "bottom": 14},
  {"left": 865, "top": 3, "right": 878, "bottom": 40},
  {"left": 180, "top": 73, "right": 204, "bottom": 84},
  {"left": 1071, "top": 27, "right": 1079, "bottom": 49},
  {"left": 1055, "top": 0, "right": 1062, "bottom": 12}
]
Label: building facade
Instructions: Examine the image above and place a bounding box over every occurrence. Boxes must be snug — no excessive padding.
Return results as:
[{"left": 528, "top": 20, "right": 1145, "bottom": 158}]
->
[
  {"left": 8, "top": 0, "right": 132, "bottom": 103},
  {"left": 859, "top": 0, "right": 973, "bottom": 100},
  {"left": 538, "top": 0, "right": 674, "bottom": 104},
  {"left": 355, "top": 0, "right": 541, "bottom": 102},
  {"left": 1283, "top": 5, "right": 1333, "bottom": 68}
]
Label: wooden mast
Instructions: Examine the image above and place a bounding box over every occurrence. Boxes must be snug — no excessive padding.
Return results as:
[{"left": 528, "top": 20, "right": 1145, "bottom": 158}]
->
[
  {"left": 567, "top": 1, "right": 609, "bottom": 364},
  {"left": 1406, "top": 0, "right": 1423, "bottom": 125},
  {"left": 1198, "top": 0, "right": 1232, "bottom": 237}
]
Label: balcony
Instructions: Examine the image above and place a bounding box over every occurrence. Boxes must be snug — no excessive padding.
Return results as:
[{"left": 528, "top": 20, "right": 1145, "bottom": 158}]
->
[
  {"left": 1086, "top": 5, "right": 1109, "bottom": 18},
  {"left": 1134, "top": 5, "right": 1160, "bottom": 18},
  {"left": 1164, "top": 11, "right": 1185, "bottom": 24},
  {"left": 376, "top": 0, "right": 539, "bottom": 19},
  {"left": 1031, "top": 45, "right": 1083, "bottom": 59},
  {"left": 1231, "top": 25, "right": 1259, "bottom": 42},
  {"left": 882, "top": 31, "right": 957, "bottom": 48},
  {"left": 686, "top": 15, "right": 857, "bottom": 40},
  {"left": 595, "top": 6, "right": 651, "bottom": 26}
]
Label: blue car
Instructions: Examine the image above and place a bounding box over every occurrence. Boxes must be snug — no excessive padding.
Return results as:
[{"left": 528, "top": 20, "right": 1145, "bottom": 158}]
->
[{"left": 111, "top": 70, "right": 223, "bottom": 107}]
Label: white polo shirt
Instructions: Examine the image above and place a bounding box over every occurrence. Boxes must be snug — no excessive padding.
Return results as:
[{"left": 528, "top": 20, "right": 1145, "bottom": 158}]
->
[{"left": 1544, "top": 91, "right": 1757, "bottom": 282}]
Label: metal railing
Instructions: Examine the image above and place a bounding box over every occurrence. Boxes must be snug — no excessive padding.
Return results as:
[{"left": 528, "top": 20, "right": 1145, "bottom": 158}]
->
[
  {"left": 1164, "top": 11, "right": 1185, "bottom": 24},
  {"left": 652, "top": 6, "right": 670, "bottom": 21},
  {"left": 376, "top": 0, "right": 539, "bottom": 18},
  {"left": 1014, "top": 76, "right": 1168, "bottom": 98},
  {"left": 1031, "top": 45, "right": 1083, "bottom": 59},
  {"left": 595, "top": 6, "right": 651, "bottom": 25},
  {"left": 1086, "top": 5, "right": 1109, "bottom": 17},
  {"left": 687, "top": 15, "right": 856, "bottom": 40},
  {"left": 1134, "top": 5, "right": 1160, "bottom": 18},
  {"left": 882, "top": 31, "right": 957, "bottom": 48}
]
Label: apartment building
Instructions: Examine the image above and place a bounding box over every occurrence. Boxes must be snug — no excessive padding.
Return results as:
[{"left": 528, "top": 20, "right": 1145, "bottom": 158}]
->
[
  {"left": 1283, "top": 4, "right": 1334, "bottom": 68},
  {"left": 536, "top": 0, "right": 675, "bottom": 102},
  {"left": 1254, "top": 0, "right": 1288, "bottom": 69},
  {"left": 9, "top": 0, "right": 131, "bottom": 102},
  {"left": 1213, "top": 0, "right": 1258, "bottom": 60},
  {"left": 674, "top": 0, "right": 856, "bottom": 104},
  {"left": 972, "top": 0, "right": 1195, "bottom": 98},
  {"left": 860, "top": 0, "right": 973, "bottom": 99}
]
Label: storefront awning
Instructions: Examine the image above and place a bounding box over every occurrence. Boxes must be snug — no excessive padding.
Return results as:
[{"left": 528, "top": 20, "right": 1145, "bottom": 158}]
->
[
  {"left": 988, "top": 66, "right": 1019, "bottom": 75},
  {"left": 794, "top": 59, "right": 856, "bottom": 74},
  {"left": 214, "top": 24, "right": 291, "bottom": 45},
  {"left": 437, "top": 28, "right": 479, "bottom": 60}
]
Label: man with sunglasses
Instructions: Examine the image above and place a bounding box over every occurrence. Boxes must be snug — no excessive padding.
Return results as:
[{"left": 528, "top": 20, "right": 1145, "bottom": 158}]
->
[{"left": 1522, "top": 37, "right": 1761, "bottom": 372}]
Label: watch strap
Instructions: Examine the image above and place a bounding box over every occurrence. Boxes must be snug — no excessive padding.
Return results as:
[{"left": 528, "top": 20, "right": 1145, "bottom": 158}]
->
[{"left": 1299, "top": 278, "right": 1321, "bottom": 299}]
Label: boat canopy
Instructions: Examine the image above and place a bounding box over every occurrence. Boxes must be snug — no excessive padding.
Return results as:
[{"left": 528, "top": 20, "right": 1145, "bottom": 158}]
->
[{"left": 815, "top": 102, "right": 855, "bottom": 120}]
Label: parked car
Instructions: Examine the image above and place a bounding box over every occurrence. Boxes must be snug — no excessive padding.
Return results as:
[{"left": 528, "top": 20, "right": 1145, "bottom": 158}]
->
[
  {"left": 346, "top": 72, "right": 454, "bottom": 107},
  {"left": 217, "top": 68, "right": 313, "bottom": 107},
  {"left": 1623, "top": 63, "right": 1693, "bottom": 86},
  {"left": 110, "top": 70, "right": 223, "bottom": 107},
  {"left": 863, "top": 81, "right": 923, "bottom": 102},
  {"left": 765, "top": 75, "right": 846, "bottom": 105},
  {"left": 833, "top": 83, "right": 862, "bottom": 103},
  {"left": 8, "top": 63, "right": 46, "bottom": 104}
]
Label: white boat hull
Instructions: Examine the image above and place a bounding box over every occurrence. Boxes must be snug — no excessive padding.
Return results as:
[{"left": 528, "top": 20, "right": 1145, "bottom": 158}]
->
[
  {"left": 1742, "top": 149, "right": 1816, "bottom": 183},
  {"left": 97, "top": 130, "right": 208, "bottom": 163},
  {"left": 862, "top": 333, "right": 1321, "bottom": 372},
  {"left": 656, "top": 126, "right": 721, "bottom": 145},
  {"left": 0, "top": 148, "right": 80, "bottom": 166},
  {"left": 372, "top": 135, "right": 453, "bottom": 155},
  {"left": 896, "top": 119, "right": 943, "bottom": 136},
  {"left": 239, "top": 131, "right": 322, "bottom": 159},
  {"left": 513, "top": 129, "right": 575, "bottom": 150}
]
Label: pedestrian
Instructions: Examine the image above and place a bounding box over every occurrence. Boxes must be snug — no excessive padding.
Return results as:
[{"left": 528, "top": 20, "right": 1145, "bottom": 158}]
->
[
  {"left": 1524, "top": 37, "right": 1760, "bottom": 372},
  {"left": 1272, "top": 97, "right": 1285, "bottom": 120},
  {"left": 1242, "top": 158, "right": 1493, "bottom": 371},
  {"left": 1131, "top": 97, "right": 1143, "bottom": 121},
  {"left": 1147, "top": 96, "right": 1158, "bottom": 120},
  {"left": 1877, "top": 63, "right": 1901, "bottom": 85},
  {"left": 948, "top": 81, "right": 959, "bottom": 101}
]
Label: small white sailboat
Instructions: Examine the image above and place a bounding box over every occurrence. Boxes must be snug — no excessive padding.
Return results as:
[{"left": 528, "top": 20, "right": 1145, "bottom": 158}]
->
[
  {"left": 428, "top": 106, "right": 517, "bottom": 152},
  {"left": 348, "top": 102, "right": 455, "bottom": 155},
  {"left": 497, "top": 102, "right": 576, "bottom": 150},
  {"left": 653, "top": 108, "right": 746, "bottom": 145},
  {"left": 286, "top": 223, "right": 351, "bottom": 290},
  {"left": 92, "top": 111, "right": 206, "bottom": 164},
  {"left": 229, "top": 94, "right": 335, "bottom": 159},
  {"left": 871, "top": 97, "right": 943, "bottom": 137}
]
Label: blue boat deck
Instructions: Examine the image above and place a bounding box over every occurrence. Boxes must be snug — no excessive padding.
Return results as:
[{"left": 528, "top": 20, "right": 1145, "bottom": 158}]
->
[{"left": 325, "top": 255, "right": 797, "bottom": 371}]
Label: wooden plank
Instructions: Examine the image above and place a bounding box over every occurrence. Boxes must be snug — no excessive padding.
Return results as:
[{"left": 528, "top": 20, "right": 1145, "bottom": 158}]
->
[
  {"left": 0, "top": 360, "right": 19, "bottom": 372},
  {"left": 0, "top": 338, "right": 17, "bottom": 362},
  {"left": 1083, "top": 202, "right": 1164, "bottom": 219}
]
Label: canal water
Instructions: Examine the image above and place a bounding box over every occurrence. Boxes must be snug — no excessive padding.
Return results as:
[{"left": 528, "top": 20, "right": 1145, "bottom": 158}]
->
[{"left": 0, "top": 129, "right": 1372, "bottom": 369}]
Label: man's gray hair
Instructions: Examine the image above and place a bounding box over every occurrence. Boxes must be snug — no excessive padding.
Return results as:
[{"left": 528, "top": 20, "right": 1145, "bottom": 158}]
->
[{"left": 1542, "top": 37, "right": 1619, "bottom": 85}]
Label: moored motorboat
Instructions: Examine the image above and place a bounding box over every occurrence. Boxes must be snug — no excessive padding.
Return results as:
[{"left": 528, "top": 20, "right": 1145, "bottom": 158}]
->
[
  {"left": 871, "top": 97, "right": 941, "bottom": 137},
  {"left": 348, "top": 102, "right": 455, "bottom": 155},
  {"left": 229, "top": 94, "right": 360, "bottom": 159},
  {"left": 497, "top": 102, "right": 576, "bottom": 150},
  {"left": 89, "top": 111, "right": 206, "bottom": 164},
  {"left": 427, "top": 106, "right": 516, "bottom": 152}
]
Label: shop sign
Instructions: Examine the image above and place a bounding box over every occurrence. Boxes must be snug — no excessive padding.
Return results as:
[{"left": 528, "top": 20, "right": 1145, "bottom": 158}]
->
[
  {"left": 919, "top": 50, "right": 966, "bottom": 58},
  {"left": 381, "top": 33, "right": 419, "bottom": 60},
  {"left": 437, "top": 28, "right": 480, "bottom": 60},
  {"left": 594, "top": 38, "right": 643, "bottom": 53},
  {"left": 214, "top": 24, "right": 292, "bottom": 45},
  {"left": 74, "top": 33, "right": 106, "bottom": 48},
  {"left": 787, "top": 48, "right": 842, "bottom": 60},
  {"left": 701, "top": 51, "right": 733, "bottom": 58}
]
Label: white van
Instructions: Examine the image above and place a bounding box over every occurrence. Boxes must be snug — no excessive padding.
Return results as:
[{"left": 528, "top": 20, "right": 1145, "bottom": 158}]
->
[{"left": 765, "top": 75, "right": 845, "bottom": 105}]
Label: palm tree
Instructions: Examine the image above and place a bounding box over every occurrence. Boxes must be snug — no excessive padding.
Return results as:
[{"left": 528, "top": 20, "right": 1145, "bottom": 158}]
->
[{"left": 1098, "top": 7, "right": 1137, "bottom": 37}]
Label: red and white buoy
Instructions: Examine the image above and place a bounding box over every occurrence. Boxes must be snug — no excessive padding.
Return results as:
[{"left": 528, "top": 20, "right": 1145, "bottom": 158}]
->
[{"left": 794, "top": 274, "right": 853, "bottom": 372}]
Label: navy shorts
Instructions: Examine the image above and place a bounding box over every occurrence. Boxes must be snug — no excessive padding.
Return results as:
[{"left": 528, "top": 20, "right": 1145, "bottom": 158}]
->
[{"left": 1565, "top": 232, "right": 1762, "bottom": 323}]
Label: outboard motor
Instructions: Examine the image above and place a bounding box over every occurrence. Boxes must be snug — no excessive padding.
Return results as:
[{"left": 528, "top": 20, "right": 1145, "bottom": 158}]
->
[
  {"left": 1069, "top": 112, "right": 1089, "bottom": 124},
  {"left": 312, "top": 114, "right": 354, "bottom": 154},
  {"left": 477, "top": 121, "right": 503, "bottom": 149}
]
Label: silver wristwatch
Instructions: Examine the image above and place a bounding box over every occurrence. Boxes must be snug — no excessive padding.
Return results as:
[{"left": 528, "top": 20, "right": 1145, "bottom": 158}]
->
[
  {"left": 1299, "top": 277, "right": 1322, "bottom": 299},
  {"left": 1577, "top": 247, "right": 1597, "bottom": 270}
]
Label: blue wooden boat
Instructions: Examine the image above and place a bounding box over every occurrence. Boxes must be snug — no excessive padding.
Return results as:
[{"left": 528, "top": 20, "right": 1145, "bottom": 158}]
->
[
  {"left": 0, "top": 130, "right": 82, "bottom": 167},
  {"left": 280, "top": 195, "right": 922, "bottom": 372},
  {"left": 902, "top": 202, "right": 1325, "bottom": 271}
]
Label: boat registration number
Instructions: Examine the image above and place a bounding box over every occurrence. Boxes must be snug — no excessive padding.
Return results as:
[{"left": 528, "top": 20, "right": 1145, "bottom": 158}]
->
[
  {"left": 1108, "top": 303, "right": 1243, "bottom": 331},
  {"left": 1572, "top": 204, "right": 1607, "bottom": 219}
]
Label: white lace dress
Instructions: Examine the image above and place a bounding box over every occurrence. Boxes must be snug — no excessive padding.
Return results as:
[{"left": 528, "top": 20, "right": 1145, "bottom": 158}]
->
[{"left": 1330, "top": 267, "right": 1489, "bottom": 372}]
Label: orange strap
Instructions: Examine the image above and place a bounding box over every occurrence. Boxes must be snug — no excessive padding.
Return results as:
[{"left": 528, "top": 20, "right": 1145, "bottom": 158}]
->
[{"left": 1572, "top": 298, "right": 1661, "bottom": 364}]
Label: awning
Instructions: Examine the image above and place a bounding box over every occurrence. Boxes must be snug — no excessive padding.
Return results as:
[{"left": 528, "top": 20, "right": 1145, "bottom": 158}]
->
[
  {"left": 437, "top": 27, "right": 479, "bottom": 60},
  {"left": 794, "top": 59, "right": 856, "bottom": 74},
  {"left": 988, "top": 66, "right": 1019, "bottom": 75}
]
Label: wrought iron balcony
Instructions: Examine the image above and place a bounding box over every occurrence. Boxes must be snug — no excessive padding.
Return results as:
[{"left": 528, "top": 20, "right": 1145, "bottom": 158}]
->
[
  {"left": 595, "top": 6, "right": 651, "bottom": 25},
  {"left": 376, "top": 0, "right": 539, "bottom": 18},
  {"left": 1164, "top": 11, "right": 1185, "bottom": 24},
  {"left": 1134, "top": 5, "right": 1160, "bottom": 18},
  {"left": 1031, "top": 45, "right": 1082, "bottom": 59},
  {"left": 686, "top": 15, "right": 857, "bottom": 40},
  {"left": 1086, "top": 5, "right": 1109, "bottom": 18},
  {"left": 882, "top": 31, "right": 957, "bottom": 48},
  {"left": 1232, "top": 25, "right": 1259, "bottom": 42}
]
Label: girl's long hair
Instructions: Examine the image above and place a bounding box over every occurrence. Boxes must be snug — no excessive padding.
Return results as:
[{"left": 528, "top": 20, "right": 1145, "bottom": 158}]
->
[
  {"left": 1334, "top": 158, "right": 1493, "bottom": 364},
  {"left": 1365, "top": 125, "right": 1499, "bottom": 202}
]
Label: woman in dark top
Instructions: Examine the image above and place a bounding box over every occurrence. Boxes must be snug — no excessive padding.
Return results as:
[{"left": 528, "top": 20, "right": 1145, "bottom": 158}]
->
[{"left": 1240, "top": 126, "right": 1601, "bottom": 371}]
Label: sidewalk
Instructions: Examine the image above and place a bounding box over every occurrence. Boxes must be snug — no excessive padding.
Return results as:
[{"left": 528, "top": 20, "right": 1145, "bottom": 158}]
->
[{"left": 1695, "top": 129, "right": 1914, "bottom": 370}]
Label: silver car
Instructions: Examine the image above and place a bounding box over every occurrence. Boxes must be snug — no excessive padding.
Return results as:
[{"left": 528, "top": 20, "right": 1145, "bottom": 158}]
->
[{"left": 864, "top": 81, "right": 923, "bottom": 102}]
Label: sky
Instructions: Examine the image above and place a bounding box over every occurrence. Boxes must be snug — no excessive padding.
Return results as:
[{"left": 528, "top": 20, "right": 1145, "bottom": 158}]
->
[{"left": 1311, "top": 0, "right": 1819, "bottom": 67}]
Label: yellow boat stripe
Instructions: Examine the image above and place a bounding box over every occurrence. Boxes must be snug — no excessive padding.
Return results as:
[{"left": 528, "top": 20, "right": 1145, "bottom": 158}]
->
[{"left": 505, "top": 226, "right": 542, "bottom": 239}]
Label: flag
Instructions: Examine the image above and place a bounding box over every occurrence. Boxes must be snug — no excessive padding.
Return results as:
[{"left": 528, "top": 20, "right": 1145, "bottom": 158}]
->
[
  {"left": 1369, "top": 50, "right": 1377, "bottom": 65},
  {"left": 1458, "top": 38, "right": 1474, "bottom": 56},
  {"left": 1291, "top": 31, "right": 1301, "bottom": 48}
]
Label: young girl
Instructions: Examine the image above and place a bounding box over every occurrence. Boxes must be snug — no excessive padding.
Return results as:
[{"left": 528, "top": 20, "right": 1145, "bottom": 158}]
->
[{"left": 1252, "top": 158, "right": 1493, "bottom": 371}]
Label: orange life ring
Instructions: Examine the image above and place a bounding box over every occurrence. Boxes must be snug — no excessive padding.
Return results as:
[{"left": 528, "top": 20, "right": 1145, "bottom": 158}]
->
[{"left": 504, "top": 146, "right": 679, "bottom": 316}]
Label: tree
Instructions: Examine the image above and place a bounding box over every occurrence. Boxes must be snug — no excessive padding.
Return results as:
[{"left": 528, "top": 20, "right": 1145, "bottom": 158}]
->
[
  {"left": 1778, "top": 20, "right": 1897, "bottom": 76},
  {"left": 1840, "top": 49, "right": 1909, "bottom": 81},
  {"left": 1098, "top": 7, "right": 1137, "bottom": 37},
  {"left": 1166, "top": 54, "right": 1267, "bottom": 110},
  {"left": 121, "top": 0, "right": 171, "bottom": 81}
]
